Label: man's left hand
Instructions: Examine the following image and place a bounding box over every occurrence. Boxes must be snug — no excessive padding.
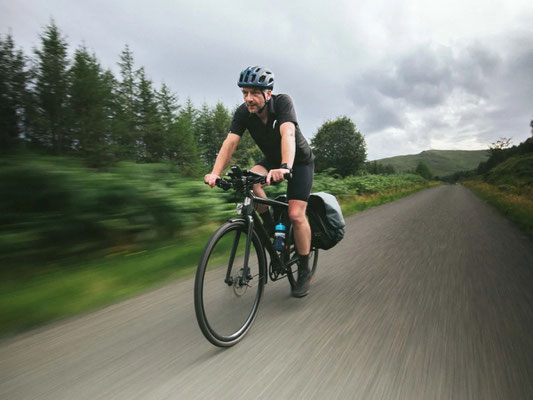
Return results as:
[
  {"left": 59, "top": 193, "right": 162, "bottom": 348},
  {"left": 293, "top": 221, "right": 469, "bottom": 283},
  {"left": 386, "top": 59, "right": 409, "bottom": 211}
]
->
[{"left": 266, "top": 168, "right": 291, "bottom": 185}]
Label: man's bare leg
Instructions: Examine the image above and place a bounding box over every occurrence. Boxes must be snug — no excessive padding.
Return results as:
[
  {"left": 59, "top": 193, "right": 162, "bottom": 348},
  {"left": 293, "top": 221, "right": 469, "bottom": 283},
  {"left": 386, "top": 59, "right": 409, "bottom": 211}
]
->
[
  {"left": 288, "top": 199, "right": 311, "bottom": 255},
  {"left": 250, "top": 164, "right": 269, "bottom": 214},
  {"left": 289, "top": 199, "right": 312, "bottom": 297}
]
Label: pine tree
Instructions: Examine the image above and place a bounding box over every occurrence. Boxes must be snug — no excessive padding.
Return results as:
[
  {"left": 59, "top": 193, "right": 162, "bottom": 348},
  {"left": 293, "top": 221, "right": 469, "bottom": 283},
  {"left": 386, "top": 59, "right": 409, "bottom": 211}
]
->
[
  {"left": 195, "top": 103, "right": 215, "bottom": 166},
  {"left": 195, "top": 102, "right": 229, "bottom": 166},
  {"left": 157, "top": 83, "right": 178, "bottom": 161},
  {"left": 136, "top": 68, "right": 163, "bottom": 162},
  {"left": 211, "top": 101, "right": 231, "bottom": 157},
  {"left": 67, "top": 45, "right": 114, "bottom": 167},
  {"left": 33, "top": 21, "right": 70, "bottom": 153},
  {"left": 174, "top": 97, "right": 200, "bottom": 173},
  {"left": 157, "top": 83, "right": 178, "bottom": 127},
  {"left": 0, "top": 33, "right": 28, "bottom": 151},
  {"left": 100, "top": 69, "right": 119, "bottom": 164},
  {"left": 158, "top": 83, "right": 181, "bottom": 162},
  {"left": 115, "top": 45, "right": 139, "bottom": 160}
]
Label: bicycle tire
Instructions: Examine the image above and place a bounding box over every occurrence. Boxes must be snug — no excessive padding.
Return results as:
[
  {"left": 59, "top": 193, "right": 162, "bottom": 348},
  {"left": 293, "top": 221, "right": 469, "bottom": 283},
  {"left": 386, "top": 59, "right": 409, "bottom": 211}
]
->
[
  {"left": 194, "top": 219, "right": 266, "bottom": 347},
  {"left": 285, "top": 224, "right": 319, "bottom": 290}
]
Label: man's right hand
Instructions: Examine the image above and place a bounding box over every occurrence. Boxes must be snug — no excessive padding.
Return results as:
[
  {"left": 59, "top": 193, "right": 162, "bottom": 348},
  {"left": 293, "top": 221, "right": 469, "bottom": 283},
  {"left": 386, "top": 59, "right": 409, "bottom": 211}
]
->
[{"left": 204, "top": 173, "right": 220, "bottom": 188}]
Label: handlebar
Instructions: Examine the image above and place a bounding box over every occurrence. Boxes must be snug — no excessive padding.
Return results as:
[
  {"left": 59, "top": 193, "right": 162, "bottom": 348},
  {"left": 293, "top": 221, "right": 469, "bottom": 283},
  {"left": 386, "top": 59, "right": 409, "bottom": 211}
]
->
[{"left": 206, "top": 165, "right": 292, "bottom": 191}]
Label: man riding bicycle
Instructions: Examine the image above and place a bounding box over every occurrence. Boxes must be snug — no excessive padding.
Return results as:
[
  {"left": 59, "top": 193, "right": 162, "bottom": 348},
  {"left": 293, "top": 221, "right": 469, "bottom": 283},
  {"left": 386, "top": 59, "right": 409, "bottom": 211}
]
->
[{"left": 204, "top": 66, "right": 315, "bottom": 297}]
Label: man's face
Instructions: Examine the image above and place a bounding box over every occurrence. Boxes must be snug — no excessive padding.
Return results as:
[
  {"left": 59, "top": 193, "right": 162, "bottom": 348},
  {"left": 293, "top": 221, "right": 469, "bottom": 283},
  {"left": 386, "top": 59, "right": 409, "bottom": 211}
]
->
[{"left": 242, "top": 88, "right": 271, "bottom": 113}]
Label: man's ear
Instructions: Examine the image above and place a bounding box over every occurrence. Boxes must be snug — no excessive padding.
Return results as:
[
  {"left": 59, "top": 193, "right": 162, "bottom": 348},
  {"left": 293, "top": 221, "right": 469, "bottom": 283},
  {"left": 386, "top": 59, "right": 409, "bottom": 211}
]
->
[{"left": 264, "top": 90, "right": 272, "bottom": 101}]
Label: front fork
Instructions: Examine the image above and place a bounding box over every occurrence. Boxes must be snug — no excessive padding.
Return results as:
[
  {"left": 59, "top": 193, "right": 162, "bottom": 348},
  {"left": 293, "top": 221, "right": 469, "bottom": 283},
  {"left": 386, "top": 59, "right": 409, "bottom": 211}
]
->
[
  {"left": 225, "top": 198, "right": 255, "bottom": 287},
  {"left": 242, "top": 214, "right": 255, "bottom": 283}
]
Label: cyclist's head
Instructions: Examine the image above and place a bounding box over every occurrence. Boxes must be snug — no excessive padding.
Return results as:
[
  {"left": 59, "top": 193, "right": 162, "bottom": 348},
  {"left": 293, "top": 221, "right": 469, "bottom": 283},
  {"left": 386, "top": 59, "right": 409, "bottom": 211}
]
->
[
  {"left": 238, "top": 66, "right": 274, "bottom": 91},
  {"left": 238, "top": 66, "right": 274, "bottom": 113}
]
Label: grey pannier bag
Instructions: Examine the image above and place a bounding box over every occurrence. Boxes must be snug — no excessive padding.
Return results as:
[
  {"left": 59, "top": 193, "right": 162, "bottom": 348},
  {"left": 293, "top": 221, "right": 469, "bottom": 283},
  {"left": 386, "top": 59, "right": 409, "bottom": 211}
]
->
[{"left": 307, "top": 192, "right": 345, "bottom": 250}]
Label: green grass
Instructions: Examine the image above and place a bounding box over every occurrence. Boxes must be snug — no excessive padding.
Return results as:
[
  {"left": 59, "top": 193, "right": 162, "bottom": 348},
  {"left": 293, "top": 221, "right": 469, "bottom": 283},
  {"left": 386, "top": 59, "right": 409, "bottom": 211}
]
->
[
  {"left": 0, "top": 182, "right": 440, "bottom": 338},
  {"left": 462, "top": 154, "right": 533, "bottom": 238},
  {"left": 0, "top": 228, "right": 215, "bottom": 337},
  {"left": 463, "top": 180, "right": 533, "bottom": 238}
]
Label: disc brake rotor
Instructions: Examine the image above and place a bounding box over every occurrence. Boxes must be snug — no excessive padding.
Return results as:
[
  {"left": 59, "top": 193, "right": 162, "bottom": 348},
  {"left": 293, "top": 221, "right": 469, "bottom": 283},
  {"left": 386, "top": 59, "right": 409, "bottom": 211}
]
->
[{"left": 232, "top": 269, "right": 249, "bottom": 297}]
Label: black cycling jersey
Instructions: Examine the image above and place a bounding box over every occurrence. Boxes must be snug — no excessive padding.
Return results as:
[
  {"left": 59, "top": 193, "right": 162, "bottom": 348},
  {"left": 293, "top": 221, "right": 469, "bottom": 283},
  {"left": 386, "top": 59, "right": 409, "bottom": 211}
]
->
[{"left": 229, "top": 94, "right": 314, "bottom": 166}]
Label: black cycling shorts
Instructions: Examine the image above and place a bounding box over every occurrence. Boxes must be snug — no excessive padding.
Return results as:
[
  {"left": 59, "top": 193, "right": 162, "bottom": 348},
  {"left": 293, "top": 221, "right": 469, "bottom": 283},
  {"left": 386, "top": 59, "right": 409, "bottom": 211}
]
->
[{"left": 256, "top": 160, "right": 314, "bottom": 202}]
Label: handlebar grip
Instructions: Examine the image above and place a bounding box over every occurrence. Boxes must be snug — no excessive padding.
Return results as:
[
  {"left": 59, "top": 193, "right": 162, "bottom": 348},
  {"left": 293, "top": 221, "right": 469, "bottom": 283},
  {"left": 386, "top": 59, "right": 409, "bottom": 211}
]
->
[
  {"left": 269, "top": 172, "right": 291, "bottom": 186},
  {"left": 215, "top": 178, "right": 232, "bottom": 191}
]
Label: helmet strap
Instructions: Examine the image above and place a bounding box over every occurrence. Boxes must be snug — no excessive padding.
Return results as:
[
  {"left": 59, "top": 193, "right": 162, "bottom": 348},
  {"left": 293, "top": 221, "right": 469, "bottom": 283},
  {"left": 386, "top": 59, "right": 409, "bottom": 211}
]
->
[{"left": 257, "top": 90, "right": 269, "bottom": 114}]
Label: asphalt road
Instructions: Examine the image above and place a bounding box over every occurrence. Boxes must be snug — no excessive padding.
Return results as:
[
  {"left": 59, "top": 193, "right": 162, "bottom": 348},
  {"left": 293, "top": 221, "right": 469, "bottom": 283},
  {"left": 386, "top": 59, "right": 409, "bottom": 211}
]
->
[{"left": 1, "top": 184, "right": 533, "bottom": 400}]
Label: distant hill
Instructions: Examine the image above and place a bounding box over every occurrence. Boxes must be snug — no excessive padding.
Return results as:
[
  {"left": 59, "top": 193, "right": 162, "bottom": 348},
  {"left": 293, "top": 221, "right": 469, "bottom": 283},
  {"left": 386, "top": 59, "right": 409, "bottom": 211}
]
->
[{"left": 374, "top": 150, "right": 489, "bottom": 178}]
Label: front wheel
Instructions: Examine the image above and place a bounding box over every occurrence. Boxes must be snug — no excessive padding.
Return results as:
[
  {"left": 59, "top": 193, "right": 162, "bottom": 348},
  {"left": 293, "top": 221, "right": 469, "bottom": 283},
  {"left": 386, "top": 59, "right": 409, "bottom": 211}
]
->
[{"left": 194, "top": 219, "right": 266, "bottom": 347}]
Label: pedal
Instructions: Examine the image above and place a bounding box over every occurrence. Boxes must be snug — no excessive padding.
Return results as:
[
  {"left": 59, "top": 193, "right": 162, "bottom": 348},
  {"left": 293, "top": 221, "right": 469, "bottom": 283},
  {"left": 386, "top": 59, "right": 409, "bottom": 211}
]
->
[{"left": 268, "top": 260, "right": 286, "bottom": 281}]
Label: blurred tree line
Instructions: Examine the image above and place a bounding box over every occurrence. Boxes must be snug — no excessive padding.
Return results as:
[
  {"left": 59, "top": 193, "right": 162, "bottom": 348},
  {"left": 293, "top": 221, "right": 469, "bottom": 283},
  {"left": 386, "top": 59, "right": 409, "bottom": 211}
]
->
[
  {"left": 366, "top": 161, "right": 396, "bottom": 175},
  {"left": 0, "top": 22, "right": 259, "bottom": 171}
]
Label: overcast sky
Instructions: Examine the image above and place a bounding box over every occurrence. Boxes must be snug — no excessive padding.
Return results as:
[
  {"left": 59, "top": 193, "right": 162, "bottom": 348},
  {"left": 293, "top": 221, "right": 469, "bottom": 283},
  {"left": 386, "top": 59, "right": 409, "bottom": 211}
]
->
[{"left": 2, "top": 0, "right": 532, "bottom": 159}]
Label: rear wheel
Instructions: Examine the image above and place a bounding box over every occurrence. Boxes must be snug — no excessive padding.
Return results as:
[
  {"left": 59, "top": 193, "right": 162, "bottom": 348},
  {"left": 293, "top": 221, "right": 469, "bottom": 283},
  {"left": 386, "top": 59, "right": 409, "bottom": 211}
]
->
[{"left": 194, "top": 220, "right": 266, "bottom": 347}]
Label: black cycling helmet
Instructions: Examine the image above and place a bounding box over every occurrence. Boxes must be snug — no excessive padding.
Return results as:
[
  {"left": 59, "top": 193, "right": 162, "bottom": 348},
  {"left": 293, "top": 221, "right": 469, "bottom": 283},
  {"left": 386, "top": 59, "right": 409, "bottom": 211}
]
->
[{"left": 238, "top": 66, "right": 274, "bottom": 90}]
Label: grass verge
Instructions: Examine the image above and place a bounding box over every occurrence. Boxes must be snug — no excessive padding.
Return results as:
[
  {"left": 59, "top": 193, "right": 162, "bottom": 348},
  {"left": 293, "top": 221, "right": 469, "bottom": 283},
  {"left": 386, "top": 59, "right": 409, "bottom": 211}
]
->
[
  {"left": 0, "top": 227, "right": 216, "bottom": 338},
  {"left": 463, "top": 180, "right": 533, "bottom": 238},
  {"left": 0, "top": 182, "right": 440, "bottom": 338}
]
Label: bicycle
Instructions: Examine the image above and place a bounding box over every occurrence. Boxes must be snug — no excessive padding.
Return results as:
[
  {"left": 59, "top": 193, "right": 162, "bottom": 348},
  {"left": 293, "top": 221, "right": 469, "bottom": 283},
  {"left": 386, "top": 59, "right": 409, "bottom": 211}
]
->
[{"left": 194, "top": 165, "right": 319, "bottom": 347}]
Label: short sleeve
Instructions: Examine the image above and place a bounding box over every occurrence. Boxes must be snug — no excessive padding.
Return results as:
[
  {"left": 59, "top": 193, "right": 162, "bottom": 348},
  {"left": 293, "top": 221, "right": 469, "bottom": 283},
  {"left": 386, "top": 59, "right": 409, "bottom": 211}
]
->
[
  {"left": 275, "top": 94, "right": 298, "bottom": 127},
  {"left": 229, "top": 104, "right": 249, "bottom": 136}
]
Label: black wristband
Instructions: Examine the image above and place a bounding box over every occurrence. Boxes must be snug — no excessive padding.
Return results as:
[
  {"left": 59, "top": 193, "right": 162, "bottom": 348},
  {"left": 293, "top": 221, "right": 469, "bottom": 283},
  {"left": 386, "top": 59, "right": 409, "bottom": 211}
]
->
[{"left": 280, "top": 163, "right": 292, "bottom": 172}]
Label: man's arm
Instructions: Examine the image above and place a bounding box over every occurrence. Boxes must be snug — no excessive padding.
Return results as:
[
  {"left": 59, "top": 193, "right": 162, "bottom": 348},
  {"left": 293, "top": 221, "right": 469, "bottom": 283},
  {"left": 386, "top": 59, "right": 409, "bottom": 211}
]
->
[
  {"left": 280, "top": 121, "right": 296, "bottom": 167},
  {"left": 205, "top": 133, "right": 241, "bottom": 187},
  {"left": 266, "top": 122, "right": 296, "bottom": 185}
]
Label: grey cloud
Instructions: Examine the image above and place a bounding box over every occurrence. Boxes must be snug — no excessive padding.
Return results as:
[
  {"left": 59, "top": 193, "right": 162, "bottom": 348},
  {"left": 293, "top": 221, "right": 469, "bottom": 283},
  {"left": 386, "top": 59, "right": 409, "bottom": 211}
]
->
[
  {"left": 348, "top": 45, "right": 460, "bottom": 135},
  {"left": 363, "top": 98, "right": 404, "bottom": 132},
  {"left": 347, "top": 81, "right": 405, "bottom": 133},
  {"left": 453, "top": 44, "right": 501, "bottom": 97},
  {"left": 393, "top": 47, "right": 454, "bottom": 106},
  {"left": 371, "top": 43, "right": 501, "bottom": 108},
  {"left": 476, "top": 37, "right": 533, "bottom": 141}
]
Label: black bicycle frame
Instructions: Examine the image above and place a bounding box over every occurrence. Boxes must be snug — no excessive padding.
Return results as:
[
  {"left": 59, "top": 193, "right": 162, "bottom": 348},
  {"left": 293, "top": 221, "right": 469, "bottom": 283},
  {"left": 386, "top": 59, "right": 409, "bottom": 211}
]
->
[{"left": 226, "top": 188, "right": 298, "bottom": 286}]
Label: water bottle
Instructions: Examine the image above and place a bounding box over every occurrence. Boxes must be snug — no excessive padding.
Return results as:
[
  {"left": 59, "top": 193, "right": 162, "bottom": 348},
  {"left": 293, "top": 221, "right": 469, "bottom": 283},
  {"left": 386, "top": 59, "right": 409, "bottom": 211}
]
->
[{"left": 274, "top": 222, "right": 286, "bottom": 251}]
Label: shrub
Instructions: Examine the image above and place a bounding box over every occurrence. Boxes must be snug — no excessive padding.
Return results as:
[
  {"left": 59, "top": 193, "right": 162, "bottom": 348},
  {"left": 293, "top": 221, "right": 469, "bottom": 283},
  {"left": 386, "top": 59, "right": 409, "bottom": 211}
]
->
[{"left": 0, "top": 155, "right": 231, "bottom": 264}]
